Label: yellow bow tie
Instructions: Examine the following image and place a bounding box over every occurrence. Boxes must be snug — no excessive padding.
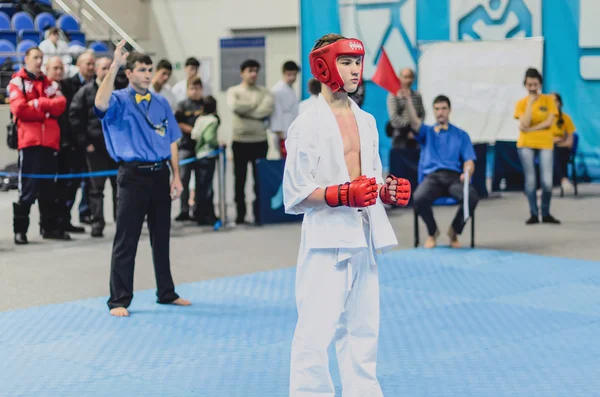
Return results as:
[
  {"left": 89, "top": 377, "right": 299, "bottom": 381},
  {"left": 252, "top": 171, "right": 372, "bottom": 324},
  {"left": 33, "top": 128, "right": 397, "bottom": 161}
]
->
[
  {"left": 135, "top": 93, "right": 151, "bottom": 104},
  {"left": 434, "top": 124, "right": 449, "bottom": 132}
]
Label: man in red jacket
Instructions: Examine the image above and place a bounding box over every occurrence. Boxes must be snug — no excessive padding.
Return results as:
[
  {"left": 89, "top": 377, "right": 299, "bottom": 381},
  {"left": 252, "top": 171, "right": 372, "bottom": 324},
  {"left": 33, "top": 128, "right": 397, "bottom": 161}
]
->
[{"left": 8, "top": 47, "right": 71, "bottom": 244}]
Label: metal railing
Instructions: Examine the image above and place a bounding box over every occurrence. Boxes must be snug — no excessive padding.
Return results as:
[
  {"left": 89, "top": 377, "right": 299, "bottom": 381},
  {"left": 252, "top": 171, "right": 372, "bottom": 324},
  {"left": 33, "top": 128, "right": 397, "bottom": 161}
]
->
[{"left": 52, "top": 0, "right": 144, "bottom": 53}]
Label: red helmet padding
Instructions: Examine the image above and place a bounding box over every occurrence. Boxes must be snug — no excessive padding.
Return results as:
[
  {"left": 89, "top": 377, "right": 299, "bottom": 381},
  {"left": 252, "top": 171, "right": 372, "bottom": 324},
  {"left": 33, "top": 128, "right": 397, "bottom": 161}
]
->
[{"left": 309, "top": 38, "right": 365, "bottom": 93}]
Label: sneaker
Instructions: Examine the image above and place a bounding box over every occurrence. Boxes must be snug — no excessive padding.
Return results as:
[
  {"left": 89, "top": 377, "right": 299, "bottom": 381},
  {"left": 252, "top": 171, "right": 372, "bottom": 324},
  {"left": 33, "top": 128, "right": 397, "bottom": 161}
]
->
[
  {"left": 525, "top": 215, "right": 539, "bottom": 225},
  {"left": 561, "top": 179, "right": 573, "bottom": 194},
  {"left": 542, "top": 215, "right": 561, "bottom": 224},
  {"left": 14, "top": 233, "right": 28, "bottom": 245}
]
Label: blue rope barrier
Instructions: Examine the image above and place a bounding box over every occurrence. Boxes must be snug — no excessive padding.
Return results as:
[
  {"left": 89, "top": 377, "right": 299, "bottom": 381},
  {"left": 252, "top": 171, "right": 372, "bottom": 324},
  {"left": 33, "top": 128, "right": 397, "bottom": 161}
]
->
[{"left": 0, "top": 147, "right": 224, "bottom": 179}]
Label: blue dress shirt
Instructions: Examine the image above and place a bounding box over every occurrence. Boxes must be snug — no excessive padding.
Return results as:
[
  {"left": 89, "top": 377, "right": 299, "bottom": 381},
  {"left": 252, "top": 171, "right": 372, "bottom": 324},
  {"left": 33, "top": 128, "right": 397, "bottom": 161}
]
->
[
  {"left": 94, "top": 86, "right": 182, "bottom": 163},
  {"left": 415, "top": 123, "right": 476, "bottom": 176}
]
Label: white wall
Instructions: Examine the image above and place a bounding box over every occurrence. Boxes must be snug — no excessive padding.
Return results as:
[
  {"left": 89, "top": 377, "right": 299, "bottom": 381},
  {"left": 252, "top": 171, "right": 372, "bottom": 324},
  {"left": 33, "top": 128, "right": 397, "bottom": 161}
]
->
[{"left": 149, "top": 0, "right": 301, "bottom": 157}]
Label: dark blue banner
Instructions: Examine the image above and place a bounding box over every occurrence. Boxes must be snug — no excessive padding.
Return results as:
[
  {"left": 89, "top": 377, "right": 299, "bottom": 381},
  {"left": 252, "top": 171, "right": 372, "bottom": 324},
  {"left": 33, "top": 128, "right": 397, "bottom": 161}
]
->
[{"left": 256, "top": 159, "right": 303, "bottom": 225}]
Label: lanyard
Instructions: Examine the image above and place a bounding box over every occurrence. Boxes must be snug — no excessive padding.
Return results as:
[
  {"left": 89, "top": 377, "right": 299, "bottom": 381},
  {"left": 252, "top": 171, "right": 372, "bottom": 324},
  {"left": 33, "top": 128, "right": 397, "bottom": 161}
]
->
[{"left": 129, "top": 90, "right": 168, "bottom": 131}]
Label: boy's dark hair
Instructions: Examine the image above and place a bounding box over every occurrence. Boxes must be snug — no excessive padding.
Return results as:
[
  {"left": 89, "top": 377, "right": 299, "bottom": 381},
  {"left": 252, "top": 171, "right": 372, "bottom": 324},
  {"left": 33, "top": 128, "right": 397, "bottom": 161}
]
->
[
  {"left": 312, "top": 33, "right": 347, "bottom": 51},
  {"left": 203, "top": 96, "right": 217, "bottom": 114},
  {"left": 523, "top": 67, "right": 543, "bottom": 85},
  {"left": 282, "top": 61, "right": 300, "bottom": 73},
  {"left": 125, "top": 52, "right": 152, "bottom": 71},
  {"left": 48, "top": 27, "right": 60, "bottom": 36},
  {"left": 188, "top": 76, "right": 203, "bottom": 88},
  {"left": 156, "top": 59, "right": 172, "bottom": 72},
  {"left": 240, "top": 59, "right": 260, "bottom": 72},
  {"left": 433, "top": 95, "right": 451, "bottom": 108},
  {"left": 185, "top": 57, "right": 200, "bottom": 67},
  {"left": 308, "top": 78, "right": 321, "bottom": 95}
]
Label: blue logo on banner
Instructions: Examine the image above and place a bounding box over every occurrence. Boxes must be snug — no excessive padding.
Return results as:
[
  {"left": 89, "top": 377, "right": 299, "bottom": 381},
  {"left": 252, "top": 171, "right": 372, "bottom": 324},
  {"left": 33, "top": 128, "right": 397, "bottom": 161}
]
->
[{"left": 458, "top": 0, "right": 533, "bottom": 40}]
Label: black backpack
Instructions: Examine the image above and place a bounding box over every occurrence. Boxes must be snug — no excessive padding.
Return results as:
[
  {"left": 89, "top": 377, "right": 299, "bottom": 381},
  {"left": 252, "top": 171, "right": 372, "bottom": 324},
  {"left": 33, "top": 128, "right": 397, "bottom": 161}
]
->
[{"left": 6, "top": 78, "right": 26, "bottom": 150}]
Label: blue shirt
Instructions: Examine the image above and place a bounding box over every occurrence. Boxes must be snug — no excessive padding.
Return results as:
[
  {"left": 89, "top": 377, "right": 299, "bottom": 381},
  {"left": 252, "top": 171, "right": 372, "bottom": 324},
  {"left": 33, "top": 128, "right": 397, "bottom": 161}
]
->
[
  {"left": 94, "top": 86, "right": 182, "bottom": 162},
  {"left": 415, "top": 123, "right": 476, "bottom": 176}
]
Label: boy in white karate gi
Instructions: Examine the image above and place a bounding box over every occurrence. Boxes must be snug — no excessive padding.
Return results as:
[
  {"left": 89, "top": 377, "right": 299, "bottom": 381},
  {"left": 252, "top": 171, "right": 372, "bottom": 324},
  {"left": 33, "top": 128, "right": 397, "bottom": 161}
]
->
[{"left": 283, "top": 33, "right": 412, "bottom": 397}]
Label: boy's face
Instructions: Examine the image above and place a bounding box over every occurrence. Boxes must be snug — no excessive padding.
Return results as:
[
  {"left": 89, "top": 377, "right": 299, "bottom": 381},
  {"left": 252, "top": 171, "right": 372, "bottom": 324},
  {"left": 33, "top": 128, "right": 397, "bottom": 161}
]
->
[
  {"left": 336, "top": 55, "right": 362, "bottom": 93},
  {"left": 283, "top": 70, "right": 298, "bottom": 85},
  {"left": 241, "top": 66, "right": 259, "bottom": 85},
  {"left": 187, "top": 84, "right": 203, "bottom": 101}
]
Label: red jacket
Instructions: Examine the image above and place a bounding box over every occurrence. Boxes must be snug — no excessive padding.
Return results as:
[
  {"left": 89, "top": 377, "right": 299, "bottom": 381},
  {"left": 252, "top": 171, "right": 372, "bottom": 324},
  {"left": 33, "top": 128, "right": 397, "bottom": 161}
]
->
[{"left": 8, "top": 68, "right": 67, "bottom": 151}]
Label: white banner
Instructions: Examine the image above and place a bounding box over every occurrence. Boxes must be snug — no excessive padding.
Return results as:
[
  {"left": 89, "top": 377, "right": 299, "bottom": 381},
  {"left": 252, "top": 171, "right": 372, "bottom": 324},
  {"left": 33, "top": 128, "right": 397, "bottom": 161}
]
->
[{"left": 417, "top": 38, "right": 544, "bottom": 143}]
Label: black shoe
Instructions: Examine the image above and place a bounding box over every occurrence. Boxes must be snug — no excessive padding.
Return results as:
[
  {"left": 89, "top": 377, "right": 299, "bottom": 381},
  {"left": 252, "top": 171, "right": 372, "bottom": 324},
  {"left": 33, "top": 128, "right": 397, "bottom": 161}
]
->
[
  {"left": 236, "top": 218, "right": 247, "bottom": 225},
  {"left": 175, "top": 212, "right": 190, "bottom": 221},
  {"left": 525, "top": 215, "right": 539, "bottom": 225},
  {"left": 64, "top": 223, "right": 85, "bottom": 233},
  {"left": 42, "top": 229, "right": 72, "bottom": 240},
  {"left": 91, "top": 228, "right": 103, "bottom": 238},
  {"left": 542, "top": 215, "right": 561, "bottom": 224},
  {"left": 14, "top": 233, "right": 28, "bottom": 245}
]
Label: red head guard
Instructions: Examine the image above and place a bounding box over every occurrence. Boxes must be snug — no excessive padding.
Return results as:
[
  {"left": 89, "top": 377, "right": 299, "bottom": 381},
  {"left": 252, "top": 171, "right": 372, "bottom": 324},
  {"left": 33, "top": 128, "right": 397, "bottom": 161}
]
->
[{"left": 309, "top": 38, "right": 365, "bottom": 93}]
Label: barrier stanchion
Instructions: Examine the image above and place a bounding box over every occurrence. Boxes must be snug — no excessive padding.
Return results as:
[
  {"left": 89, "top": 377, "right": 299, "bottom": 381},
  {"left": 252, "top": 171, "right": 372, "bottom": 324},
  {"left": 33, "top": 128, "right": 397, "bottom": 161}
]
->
[{"left": 215, "top": 145, "right": 228, "bottom": 230}]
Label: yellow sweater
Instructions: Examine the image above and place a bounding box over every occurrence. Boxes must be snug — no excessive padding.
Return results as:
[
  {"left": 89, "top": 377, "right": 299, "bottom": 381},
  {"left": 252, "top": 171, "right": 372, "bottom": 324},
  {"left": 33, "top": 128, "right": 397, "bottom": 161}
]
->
[{"left": 226, "top": 83, "right": 274, "bottom": 143}]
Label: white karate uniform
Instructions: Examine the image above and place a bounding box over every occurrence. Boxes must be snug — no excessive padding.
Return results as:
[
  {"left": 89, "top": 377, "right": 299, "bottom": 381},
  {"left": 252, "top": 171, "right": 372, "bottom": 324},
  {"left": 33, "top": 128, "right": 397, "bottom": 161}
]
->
[
  {"left": 270, "top": 80, "right": 299, "bottom": 139},
  {"left": 283, "top": 94, "right": 398, "bottom": 397},
  {"left": 298, "top": 94, "right": 318, "bottom": 115}
]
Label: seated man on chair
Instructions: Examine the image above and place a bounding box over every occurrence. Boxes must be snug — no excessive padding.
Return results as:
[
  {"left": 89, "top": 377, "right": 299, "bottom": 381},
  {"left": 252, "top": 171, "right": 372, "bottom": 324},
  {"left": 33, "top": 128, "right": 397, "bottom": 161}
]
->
[{"left": 402, "top": 90, "right": 479, "bottom": 248}]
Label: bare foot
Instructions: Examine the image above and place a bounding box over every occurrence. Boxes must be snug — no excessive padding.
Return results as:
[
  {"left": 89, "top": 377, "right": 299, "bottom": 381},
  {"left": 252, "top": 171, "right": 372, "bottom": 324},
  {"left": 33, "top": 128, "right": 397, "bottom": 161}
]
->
[
  {"left": 424, "top": 230, "right": 439, "bottom": 249},
  {"left": 447, "top": 226, "right": 461, "bottom": 248},
  {"left": 170, "top": 297, "right": 191, "bottom": 306},
  {"left": 110, "top": 307, "right": 129, "bottom": 317}
]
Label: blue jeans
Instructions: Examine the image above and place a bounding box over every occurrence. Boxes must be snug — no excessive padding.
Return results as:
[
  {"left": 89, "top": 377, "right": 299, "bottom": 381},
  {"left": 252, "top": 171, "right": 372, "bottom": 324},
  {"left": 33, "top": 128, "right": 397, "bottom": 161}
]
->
[{"left": 517, "top": 147, "right": 553, "bottom": 217}]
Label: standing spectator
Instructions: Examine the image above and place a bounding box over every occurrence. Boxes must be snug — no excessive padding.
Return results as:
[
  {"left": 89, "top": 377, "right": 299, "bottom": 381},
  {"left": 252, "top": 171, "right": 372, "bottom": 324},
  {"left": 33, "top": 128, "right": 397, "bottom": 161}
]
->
[
  {"left": 298, "top": 78, "right": 321, "bottom": 115},
  {"left": 270, "top": 61, "right": 300, "bottom": 159},
  {"left": 149, "top": 59, "right": 177, "bottom": 111},
  {"left": 69, "top": 57, "right": 117, "bottom": 238},
  {"left": 386, "top": 68, "right": 425, "bottom": 149},
  {"left": 550, "top": 92, "right": 576, "bottom": 193},
  {"left": 190, "top": 96, "right": 220, "bottom": 225},
  {"left": 174, "top": 77, "right": 204, "bottom": 221},
  {"left": 39, "top": 27, "right": 71, "bottom": 67},
  {"left": 8, "top": 47, "right": 70, "bottom": 244},
  {"left": 172, "top": 57, "right": 213, "bottom": 103},
  {"left": 57, "top": 52, "right": 96, "bottom": 233},
  {"left": 514, "top": 68, "right": 560, "bottom": 225},
  {"left": 226, "top": 59, "right": 274, "bottom": 224}
]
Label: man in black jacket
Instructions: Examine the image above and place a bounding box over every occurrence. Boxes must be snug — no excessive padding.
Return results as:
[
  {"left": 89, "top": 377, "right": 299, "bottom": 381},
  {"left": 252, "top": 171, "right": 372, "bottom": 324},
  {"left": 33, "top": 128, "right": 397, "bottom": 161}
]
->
[
  {"left": 57, "top": 51, "right": 96, "bottom": 233},
  {"left": 69, "top": 57, "right": 116, "bottom": 237}
]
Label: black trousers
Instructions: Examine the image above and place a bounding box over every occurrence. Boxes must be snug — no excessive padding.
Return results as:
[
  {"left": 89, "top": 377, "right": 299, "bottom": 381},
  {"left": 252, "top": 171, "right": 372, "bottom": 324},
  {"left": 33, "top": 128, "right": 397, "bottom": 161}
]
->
[
  {"left": 232, "top": 140, "right": 268, "bottom": 222},
  {"left": 413, "top": 170, "right": 479, "bottom": 236},
  {"left": 86, "top": 151, "right": 118, "bottom": 231},
  {"left": 194, "top": 157, "right": 217, "bottom": 223},
  {"left": 13, "top": 146, "right": 61, "bottom": 233},
  {"left": 554, "top": 146, "right": 571, "bottom": 181},
  {"left": 57, "top": 148, "right": 85, "bottom": 226},
  {"left": 178, "top": 148, "right": 198, "bottom": 215},
  {"left": 107, "top": 163, "right": 179, "bottom": 310}
]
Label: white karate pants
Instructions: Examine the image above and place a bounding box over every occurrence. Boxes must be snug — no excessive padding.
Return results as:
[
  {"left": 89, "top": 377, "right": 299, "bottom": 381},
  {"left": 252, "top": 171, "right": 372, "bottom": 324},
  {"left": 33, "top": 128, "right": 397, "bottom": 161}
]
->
[{"left": 290, "top": 211, "right": 383, "bottom": 397}]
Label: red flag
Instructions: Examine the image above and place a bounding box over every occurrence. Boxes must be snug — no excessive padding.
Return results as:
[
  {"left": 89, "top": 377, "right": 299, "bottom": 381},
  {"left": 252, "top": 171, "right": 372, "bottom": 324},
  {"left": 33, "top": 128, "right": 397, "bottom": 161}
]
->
[{"left": 371, "top": 47, "right": 401, "bottom": 94}]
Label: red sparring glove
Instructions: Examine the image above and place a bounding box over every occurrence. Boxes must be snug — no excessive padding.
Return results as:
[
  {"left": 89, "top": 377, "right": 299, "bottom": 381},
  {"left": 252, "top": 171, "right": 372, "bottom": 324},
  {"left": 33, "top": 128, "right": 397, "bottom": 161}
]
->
[
  {"left": 279, "top": 138, "right": 287, "bottom": 158},
  {"left": 379, "top": 175, "right": 411, "bottom": 206},
  {"left": 325, "top": 175, "right": 378, "bottom": 208}
]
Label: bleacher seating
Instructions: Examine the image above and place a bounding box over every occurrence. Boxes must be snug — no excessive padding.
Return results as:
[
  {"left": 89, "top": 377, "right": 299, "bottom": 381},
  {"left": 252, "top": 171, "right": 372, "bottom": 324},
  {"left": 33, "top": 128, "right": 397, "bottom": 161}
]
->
[
  {"left": 12, "top": 11, "right": 39, "bottom": 44},
  {"left": 0, "top": 4, "right": 17, "bottom": 19},
  {"left": 17, "top": 39, "right": 37, "bottom": 57},
  {"left": 89, "top": 40, "right": 109, "bottom": 53},
  {"left": 0, "top": 38, "right": 17, "bottom": 65},
  {"left": 34, "top": 12, "right": 55, "bottom": 32}
]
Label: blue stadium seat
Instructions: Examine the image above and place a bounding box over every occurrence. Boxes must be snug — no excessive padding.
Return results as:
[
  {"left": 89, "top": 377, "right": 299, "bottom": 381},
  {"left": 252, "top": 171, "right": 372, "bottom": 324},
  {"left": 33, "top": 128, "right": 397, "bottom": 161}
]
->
[
  {"left": 36, "top": 0, "right": 53, "bottom": 5},
  {"left": 89, "top": 40, "right": 108, "bottom": 53},
  {"left": 0, "top": 38, "right": 18, "bottom": 65},
  {"left": 0, "top": 4, "right": 17, "bottom": 19},
  {"left": 69, "top": 40, "right": 85, "bottom": 48},
  {"left": 11, "top": 12, "right": 35, "bottom": 31},
  {"left": 67, "top": 31, "right": 85, "bottom": 46},
  {"left": 0, "top": 11, "right": 11, "bottom": 30},
  {"left": 0, "top": 31, "right": 17, "bottom": 47},
  {"left": 35, "top": 12, "right": 56, "bottom": 31},
  {"left": 18, "top": 30, "right": 41, "bottom": 44},
  {"left": 17, "top": 39, "right": 38, "bottom": 55},
  {"left": 57, "top": 15, "right": 79, "bottom": 32}
]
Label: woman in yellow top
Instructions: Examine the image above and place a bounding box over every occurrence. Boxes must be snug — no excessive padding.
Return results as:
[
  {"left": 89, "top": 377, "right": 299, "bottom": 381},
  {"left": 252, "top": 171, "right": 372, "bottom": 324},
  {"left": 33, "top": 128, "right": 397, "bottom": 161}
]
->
[
  {"left": 513, "top": 68, "right": 560, "bottom": 225},
  {"left": 550, "top": 92, "right": 576, "bottom": 193}
]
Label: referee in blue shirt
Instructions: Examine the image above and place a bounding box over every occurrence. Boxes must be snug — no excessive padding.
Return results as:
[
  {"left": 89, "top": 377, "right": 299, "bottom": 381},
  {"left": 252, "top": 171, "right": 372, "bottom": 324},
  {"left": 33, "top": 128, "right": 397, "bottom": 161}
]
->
[
  {"left": 401, "top": 90, "right": 479, "bottom": 249},
  {"left": 94, "top": 40, "right": 190, "bottom": 317}
]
